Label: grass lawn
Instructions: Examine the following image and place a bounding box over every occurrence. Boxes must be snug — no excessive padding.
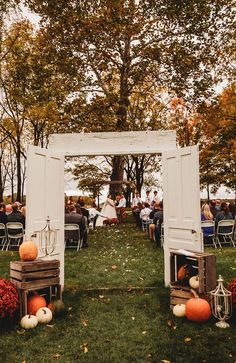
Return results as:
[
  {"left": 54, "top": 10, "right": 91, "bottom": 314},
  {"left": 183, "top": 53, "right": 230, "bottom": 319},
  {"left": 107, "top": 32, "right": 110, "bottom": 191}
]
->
[{"left": 0, "top": 221, "right": 236, "bottom": 363}]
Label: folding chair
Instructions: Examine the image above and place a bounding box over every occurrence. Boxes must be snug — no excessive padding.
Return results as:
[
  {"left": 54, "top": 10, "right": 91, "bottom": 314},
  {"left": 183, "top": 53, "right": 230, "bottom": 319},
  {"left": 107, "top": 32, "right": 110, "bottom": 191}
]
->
[
  {"left": 64, "top": 224, "right": 82, "bottom": 251},
  {"left": 6, "top": 222, "right": 24, "bottom": 250},
  {"left": 141, "top": 218, "right": 153, "bottom": 232},
  {"left": 0, "top": 223, "right": 7, "bottom": 250},
  {"left": 215, "top": 219, "right": 235, "bottom": 248},
  {"left": 201, "top": 220, "right": 217, "bottom": 248}
]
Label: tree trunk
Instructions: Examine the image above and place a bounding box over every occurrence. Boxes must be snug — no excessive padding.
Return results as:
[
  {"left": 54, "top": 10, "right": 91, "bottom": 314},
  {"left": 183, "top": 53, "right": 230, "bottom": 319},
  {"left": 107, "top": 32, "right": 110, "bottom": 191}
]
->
[
  {"left": 110, "top": 155, "right": 124, "bottom": 198},
  {"left": 16, "top": 147, "right": 22, "bottom": 202},
  {"left": 207, "top": 184, "right": 210, "bottom": 203},
  {"left": 0, "top": 162, "right": 4, "bottom": 202}
]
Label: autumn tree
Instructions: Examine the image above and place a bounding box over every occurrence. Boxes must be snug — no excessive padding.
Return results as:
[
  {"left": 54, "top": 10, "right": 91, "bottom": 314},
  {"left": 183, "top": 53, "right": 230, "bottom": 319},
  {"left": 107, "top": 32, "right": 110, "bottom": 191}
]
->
[{"left": 24, "top": 0, "right": 235, "bottom": 195}]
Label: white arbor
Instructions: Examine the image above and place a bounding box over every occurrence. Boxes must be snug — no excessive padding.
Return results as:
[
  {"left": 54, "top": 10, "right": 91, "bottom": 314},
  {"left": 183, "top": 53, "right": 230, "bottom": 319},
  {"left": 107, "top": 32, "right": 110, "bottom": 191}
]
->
[{"left": 26, "top": 130, "right": 203, "bottom": 287}]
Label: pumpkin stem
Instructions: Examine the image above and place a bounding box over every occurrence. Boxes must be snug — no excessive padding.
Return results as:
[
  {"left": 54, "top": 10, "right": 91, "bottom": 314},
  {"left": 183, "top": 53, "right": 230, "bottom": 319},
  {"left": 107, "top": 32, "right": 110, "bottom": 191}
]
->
[{"left": 190, "top": 289, "right": 199, "bottom": 299}]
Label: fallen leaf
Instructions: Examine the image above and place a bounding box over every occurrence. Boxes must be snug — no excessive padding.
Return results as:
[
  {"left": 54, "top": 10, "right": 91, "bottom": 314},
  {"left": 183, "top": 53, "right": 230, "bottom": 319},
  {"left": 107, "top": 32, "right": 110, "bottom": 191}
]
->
[
  {"left": 111, "top": 265, "right": 117, "bottom": 270},
  {"left": 68, "top": 307, "right": 72, "bottom": 311},
  {"left": 142, "top": 331, "right": 146, "bottom": 335},
  {"left": 52, "top": 353, "right": 60, "bottom": 359},
  {"left": 83, "top": 346, "right": 88, "bottom": 354},
  {"left": 46, "top": 324, "right": 55, "bottom": 328},
  {"left": 184, "top": 337, "right": 192, "bottom": 343},
  {"left": 161, "top": 360, "right": 171, "bottom": 363},
  {"left": 82, "top": 320, "right": 88, "bottom": 327},
  {"left": 17, "top": 329, "right": 25, "bottom": 335},
  {"left": 81, "top": 343, "right": 88, "bottom": 354},
  {"left": 139, "top": 276, "right": 144, "bottom": 280},
  {"left": 131, "top": 316, "right": 135, "bottom": 320},
  {"left": 99, "top": 295, "right": 104, "bottom": 299}
]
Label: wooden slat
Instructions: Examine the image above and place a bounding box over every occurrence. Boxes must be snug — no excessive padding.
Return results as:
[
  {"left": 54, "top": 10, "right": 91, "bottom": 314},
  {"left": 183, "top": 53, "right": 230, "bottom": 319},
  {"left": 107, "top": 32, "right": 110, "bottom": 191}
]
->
[
  {"left": 198, "top": 257, "right": 205, "bottom": 294},
  {"left": 205, "top": 255, "right": 216, "bottom": 291},
  {"left": 10, "top": 259, "right": 60, "bottom": 272},
  {"left": 10, "top": 268, "right": 60, "bottom": 281},
  {"left": 171, "top": 288, "right": 193, "bottom": 299},
  {"left": 11, "top": 277, "right": 60, "bottom": 289},
  {"left": 170, "top": 296, "right": 189, "bottom": 306}
]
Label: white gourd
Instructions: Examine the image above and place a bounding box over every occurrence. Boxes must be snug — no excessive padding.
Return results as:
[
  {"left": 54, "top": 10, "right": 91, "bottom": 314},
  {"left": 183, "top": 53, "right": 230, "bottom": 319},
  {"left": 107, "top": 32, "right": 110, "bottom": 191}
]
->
[
  {"left": 21, "top": 314, "right": 38, "bottom": 329},
  {"left": 36, "top": 307, "right": 53, "bottom": 324}
]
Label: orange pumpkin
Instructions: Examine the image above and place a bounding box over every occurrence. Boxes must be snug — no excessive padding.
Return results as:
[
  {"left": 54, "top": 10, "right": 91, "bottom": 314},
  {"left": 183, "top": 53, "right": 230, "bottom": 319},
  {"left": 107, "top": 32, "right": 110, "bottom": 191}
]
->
[
  {"left": 27, "top": 295, "right": 47, "bottom": 315},
  {"left": 177, "top": 264, "right": 188, "bottom": 281},
  {"left": 185, "top": 290, "right": 211, "bottom": 322},
  {"left": 19, "top": 241, "right": 38, "bottom": 261}
]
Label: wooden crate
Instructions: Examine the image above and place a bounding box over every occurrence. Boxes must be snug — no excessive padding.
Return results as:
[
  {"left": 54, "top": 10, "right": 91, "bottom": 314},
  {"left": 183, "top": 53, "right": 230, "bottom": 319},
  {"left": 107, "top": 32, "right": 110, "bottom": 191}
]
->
[
  {"left": 10, "top": 259, "right": 61, "bottom": 318},
  {"left": 170, "top": 285, "right": 212, "bottom": 310},
  {"left": 10, "top": 259, "right": 60, "bottom": 289},
  {"left": 170, "top": 250, "right": 216, "bottom": 294}
]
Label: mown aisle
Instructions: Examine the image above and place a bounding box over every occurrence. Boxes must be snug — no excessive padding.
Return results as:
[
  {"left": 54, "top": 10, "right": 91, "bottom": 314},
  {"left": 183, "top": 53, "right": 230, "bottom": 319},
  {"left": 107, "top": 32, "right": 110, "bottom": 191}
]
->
[{"left": 65, "top": 222, "right": 164, "bottom": 290}]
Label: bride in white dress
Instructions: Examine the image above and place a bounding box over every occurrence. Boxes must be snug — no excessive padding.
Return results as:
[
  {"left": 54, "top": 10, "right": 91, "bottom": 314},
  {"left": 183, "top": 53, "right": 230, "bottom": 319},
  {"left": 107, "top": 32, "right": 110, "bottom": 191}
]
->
[{"left": 96, "top": 195, "right": 117, "bottom": 227}]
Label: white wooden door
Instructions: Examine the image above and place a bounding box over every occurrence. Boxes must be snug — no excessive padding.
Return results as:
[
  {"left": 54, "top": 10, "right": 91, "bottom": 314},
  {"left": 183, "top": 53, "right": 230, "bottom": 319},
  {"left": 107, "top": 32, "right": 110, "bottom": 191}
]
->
[
  {"left": 162, "top": 145, "right": 202, "bottom": 286},
  {"left": 26, "top": 145, "right": 65, "bottom": 286}
]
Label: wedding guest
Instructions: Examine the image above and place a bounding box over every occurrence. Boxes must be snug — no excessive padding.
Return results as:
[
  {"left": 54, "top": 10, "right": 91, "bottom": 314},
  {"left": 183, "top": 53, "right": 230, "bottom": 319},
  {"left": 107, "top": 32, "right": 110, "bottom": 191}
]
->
[
  {"left": 7, "top": 203, "right": 25, "bottom": 228},
  {"left": 5, "top": 204, "right": 13, "bottom": 216},
  {"left": 152, "top": 191, "right": 159, "bottom": 204},
  {"left": 145, "top": 190, "right": 152, "bottom": 205},
  {"left": 65, "top": 205, "right": 88, "bottom": 248},
  {"left": 201, "top": 203, "right": 214, "bottom": 243},
  {"left": 140, "top": 202, "right": 152, "bottom": 222},
  {"left": 116, "top": 194, "right": 126, "bottom": 224},
  {"left": 77, "top": 195, "right": 85, "bottom": 207},
  {"left": 149, "top": 201, "right": 163, "bottom": 244},
  {"left": 131, "top": 191, "right": 142, "bottom": 210},
  {"left": 215, "top": 202, "right": 234, "bottom": 234},
  {"left": 133, "top": 202, "right": 144, "bottom": 227}
]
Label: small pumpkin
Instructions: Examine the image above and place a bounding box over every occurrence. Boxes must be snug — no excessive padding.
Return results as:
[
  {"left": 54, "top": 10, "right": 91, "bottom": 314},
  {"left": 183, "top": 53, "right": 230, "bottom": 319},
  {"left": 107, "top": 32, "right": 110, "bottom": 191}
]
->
[
  {"left": 28, "top": 295, "right": 47, "bottom": 315},
  {"left": 185, "top": 290, "right": 211, "bottom": 322},
  {"left": 189, "top": 275, "right": 200, "bottom": 290},
  {"left": 177, "top": 264, "right": 189, "bottom": 281},
  {"left": 36, "top": 307, "right": 53, "bottom": 324},
  {"left": 19, "top": 240, "right": 38, "bottom": 261},
  {"left": 48, "top": 299, "right": 66, "bottom": 317},
  {"left": 173, "top": 304, "right": 186, "bottom": 317},
  {"left": 20, "top": 314, "right": 38, "bottom": 329}
]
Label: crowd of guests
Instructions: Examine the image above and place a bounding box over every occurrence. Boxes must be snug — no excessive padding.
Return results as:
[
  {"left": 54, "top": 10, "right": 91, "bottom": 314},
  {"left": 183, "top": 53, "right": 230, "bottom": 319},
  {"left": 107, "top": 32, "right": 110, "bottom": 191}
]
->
[{"left": 201, "top": 200, "right": 236, "bottom": 243}]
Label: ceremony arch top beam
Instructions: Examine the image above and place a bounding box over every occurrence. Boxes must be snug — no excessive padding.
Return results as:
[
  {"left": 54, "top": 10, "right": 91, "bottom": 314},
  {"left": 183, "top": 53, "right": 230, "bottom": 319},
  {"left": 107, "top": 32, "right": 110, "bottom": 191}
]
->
[{"left": 49, "top": 130, "right": 176, "bottom": 156}]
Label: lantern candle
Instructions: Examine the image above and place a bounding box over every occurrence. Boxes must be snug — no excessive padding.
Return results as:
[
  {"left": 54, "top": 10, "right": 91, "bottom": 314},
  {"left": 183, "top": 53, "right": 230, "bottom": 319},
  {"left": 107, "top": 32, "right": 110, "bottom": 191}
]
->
[{"left": 210, "top": 275, "right": 232, "bottom": 328}]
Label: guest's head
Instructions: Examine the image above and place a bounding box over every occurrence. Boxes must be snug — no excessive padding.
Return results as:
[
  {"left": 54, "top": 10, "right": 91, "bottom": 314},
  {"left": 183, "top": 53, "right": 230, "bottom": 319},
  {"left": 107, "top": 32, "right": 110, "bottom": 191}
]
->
[
  {"left": 202, "top": 203, "right": 213, "bottom": 220},
  {"left": 75, "top": 204, "right": 82, "bottom": 214},
  {"left": 146, "top": 190, "right": 150, "bottom": 196},
  {"left": 107, "top": 194, "right": 112, "bottom": 199},
  {"left": 220, "top": 202, "right": 229, "bottom": 214},
  {"left": 154, "top": 191, "right": 157, "bottom": 195},
  {"left": 6, "top": 204, "right": 12, "bottom": 215},
  {"left": 12, "top": 203, "right": 19, "bottom": 212},
  {"left": 144, "top": 202, "right": 150, "bottom": 208},
  {"left": 135, "top": 191, "right": 140, "bottom": 197}
]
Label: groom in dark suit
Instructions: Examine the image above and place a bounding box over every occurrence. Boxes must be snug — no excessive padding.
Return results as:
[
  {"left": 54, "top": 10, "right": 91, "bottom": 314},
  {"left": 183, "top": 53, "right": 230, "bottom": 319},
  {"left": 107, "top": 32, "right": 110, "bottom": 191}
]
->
[{"left": 65, "top": 205, "right": 88, "bottom": 248}]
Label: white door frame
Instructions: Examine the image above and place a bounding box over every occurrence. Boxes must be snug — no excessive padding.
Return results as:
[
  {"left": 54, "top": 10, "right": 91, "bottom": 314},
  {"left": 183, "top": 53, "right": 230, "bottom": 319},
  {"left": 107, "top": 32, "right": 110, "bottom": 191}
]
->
[{"left": 26, "top": 130, "right": 202, "bottom": 287}]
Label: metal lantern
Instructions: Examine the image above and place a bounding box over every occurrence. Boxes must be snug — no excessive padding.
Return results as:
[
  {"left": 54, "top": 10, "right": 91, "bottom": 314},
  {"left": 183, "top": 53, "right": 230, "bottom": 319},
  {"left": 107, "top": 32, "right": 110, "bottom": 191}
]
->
[
  {"left": 210, "top": 275, "right": 232, "bottom": 328},
  {"left": 37, "top": 217, "right": 58, "bottom": 257}
]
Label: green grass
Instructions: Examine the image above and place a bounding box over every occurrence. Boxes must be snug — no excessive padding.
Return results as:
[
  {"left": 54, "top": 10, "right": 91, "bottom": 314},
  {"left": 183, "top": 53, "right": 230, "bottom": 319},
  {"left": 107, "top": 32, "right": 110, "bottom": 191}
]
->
[{"left": 0, "top": 222, "right": 236, "bottom": 363}]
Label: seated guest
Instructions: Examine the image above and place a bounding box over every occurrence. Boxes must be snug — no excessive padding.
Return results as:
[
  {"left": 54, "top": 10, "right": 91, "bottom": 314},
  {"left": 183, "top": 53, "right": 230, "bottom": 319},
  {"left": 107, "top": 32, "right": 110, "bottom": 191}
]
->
[
  {"left": 140, "top": 202, "right": 152, "bottom": 222},
  {"left": 5, "top": 204, "right": 13, "bottom": 216},
  {"left": 7, "top": 203, "right": 25, "bottom": 228},
  {"left": 77, "top": 195, "right": 85, "bottom": 207},
  {"left": 215, "top": 202, "right": 234, "bottom": 234},
  {"left": 149, "top": 201, "right": 163, "bottom": 245},
  {"left": 133, "top": 202, "right": 144, "bottom": 227},
  {"left": 201, "top": 203, "right": 214, "bottom": 243},
  {"left": 149, "top": 203, "right": 160, "bottom": 220},
  {"left": 0, "top": 203, "right": 7, "bottom": 225},
  {"left": 65, "top": 205, "right": 88, "bottom": 248},
  {"left": 209, "top": 200, "right": 218, "bottom": 219},
  {"left": 229, "top": 201, "right": 236, "bottom": 219}
]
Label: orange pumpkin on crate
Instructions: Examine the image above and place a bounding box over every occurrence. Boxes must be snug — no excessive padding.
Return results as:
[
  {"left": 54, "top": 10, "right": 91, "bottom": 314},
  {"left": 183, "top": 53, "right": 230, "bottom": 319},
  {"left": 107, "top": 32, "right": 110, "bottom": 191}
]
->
[
  {"left": 177, "top": 264, "right": 189, "bottom": 281},
  {"left": 27, "top": 295, "right": 47, "bottom": 315},
  {"left": 19, "top": 241, "right": 38, "bottom": 261}
]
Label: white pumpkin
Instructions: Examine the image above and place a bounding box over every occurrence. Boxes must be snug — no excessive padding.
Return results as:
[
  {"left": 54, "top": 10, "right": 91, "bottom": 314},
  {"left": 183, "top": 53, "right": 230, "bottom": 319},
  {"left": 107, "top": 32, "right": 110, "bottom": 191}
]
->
[
  {"left": 36, "top": 307, "right": 53, "bottom": 324},
  {"left": 21, "top": 314, "right": 38, "bottom": 329},
  {"left": 173, "top": 304, "right": 186, "bottom": 317},
  {"left": 189, "top": 275, "right": 200, "bottom": 290}
]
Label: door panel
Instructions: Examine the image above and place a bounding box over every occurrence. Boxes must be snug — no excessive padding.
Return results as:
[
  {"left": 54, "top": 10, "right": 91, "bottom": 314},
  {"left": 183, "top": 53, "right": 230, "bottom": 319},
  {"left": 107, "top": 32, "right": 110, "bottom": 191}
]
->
[
  {"left": 162, "top": 145, "right": 202, "bottom": 286},
  {"left": 26, "top": 145, "right": 65, "bottom": 286}
]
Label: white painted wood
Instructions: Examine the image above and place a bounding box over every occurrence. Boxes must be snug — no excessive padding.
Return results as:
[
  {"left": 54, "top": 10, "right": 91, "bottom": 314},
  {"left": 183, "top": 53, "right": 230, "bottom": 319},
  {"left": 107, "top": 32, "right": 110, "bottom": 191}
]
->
[
  {"left": 26, "top": 145, "right": 65, "bottom": 286},
  {"left": 49, "top": 130, "right": 176, "bottom": 156},
  {"left": 162, "top": 145, "right": 202, "bottom": 286}
]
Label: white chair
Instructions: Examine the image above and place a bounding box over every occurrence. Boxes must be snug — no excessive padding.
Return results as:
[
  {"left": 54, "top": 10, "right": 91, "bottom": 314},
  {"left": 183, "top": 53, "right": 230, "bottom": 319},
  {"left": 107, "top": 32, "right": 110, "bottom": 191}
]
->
[
  {"left": 6, "top": 222, "right": 24, "bottom": 250},
  {"left": 141, "top": 218, "right": 153, "bottom": 232},
  {"left": 0, "top": 223, "right": 7, "bottom": 250},
  {"left": 215, "top": 219, "right": 235, "bottom": 248},
  {"left": 201, "top": 220, "right": 217, "bottom": 248},
  {"left": 64, "top": 224, "right": 82, "bottom": 251}
]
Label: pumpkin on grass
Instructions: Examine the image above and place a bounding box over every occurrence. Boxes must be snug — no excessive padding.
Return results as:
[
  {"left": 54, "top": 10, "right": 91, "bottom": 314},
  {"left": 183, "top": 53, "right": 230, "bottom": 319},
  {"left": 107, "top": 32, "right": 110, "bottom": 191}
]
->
[
  {"left": 19, "top": 241, "right": 38, "bottom": 261},
  {"left": 27, "top": 295, "right": 47, "bottom": 315},
  {"left": 48, "top": 299, "right": 66, "bottom": 317},
  {"left": 21, "top": 314, "right": 38, "bottom": 329},
  {"left": 185, "top": 290, "right": 211, "bottom": 322},
  {"left": 36, "top": 307, "right": 52, "bottom": 324},
  {"left": 173, "top": 304, "right": 186, "bottom": 317}
]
